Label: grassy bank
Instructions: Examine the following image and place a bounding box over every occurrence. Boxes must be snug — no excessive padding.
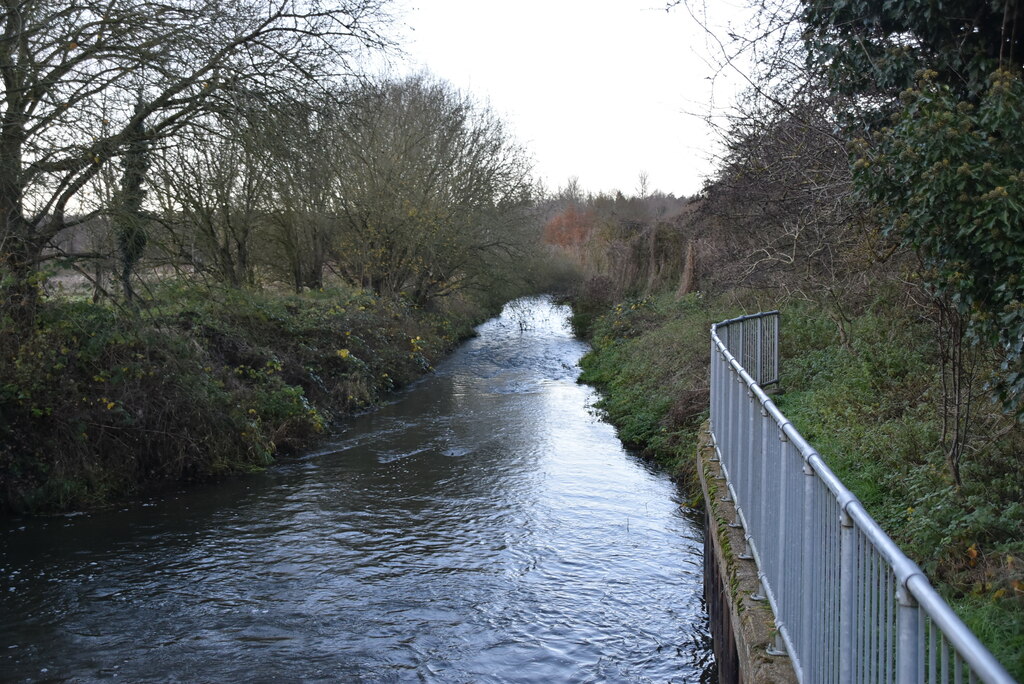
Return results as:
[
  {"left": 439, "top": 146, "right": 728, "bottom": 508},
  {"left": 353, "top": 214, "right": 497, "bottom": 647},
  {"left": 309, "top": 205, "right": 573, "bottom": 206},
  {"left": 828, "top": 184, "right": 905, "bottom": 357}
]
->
[
  {"left": 575, "top": 292, "right": 1024, "bottom": 678},
  {"left": 0, "top": 282, "right": 486, "bottom": 513},
  {"left": 776, "top": 301, "right": 1024, "bottom": 676},
  {"left": 575, "top": 291, "right": 740, "bottom": 488}
]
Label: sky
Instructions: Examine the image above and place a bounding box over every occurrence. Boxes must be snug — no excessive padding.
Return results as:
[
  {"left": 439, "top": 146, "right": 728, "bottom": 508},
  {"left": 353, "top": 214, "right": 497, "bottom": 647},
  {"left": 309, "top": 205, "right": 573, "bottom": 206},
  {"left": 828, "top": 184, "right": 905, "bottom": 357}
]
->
[{"left": 384, "top": 0, "right": 756, "bottom": 198}]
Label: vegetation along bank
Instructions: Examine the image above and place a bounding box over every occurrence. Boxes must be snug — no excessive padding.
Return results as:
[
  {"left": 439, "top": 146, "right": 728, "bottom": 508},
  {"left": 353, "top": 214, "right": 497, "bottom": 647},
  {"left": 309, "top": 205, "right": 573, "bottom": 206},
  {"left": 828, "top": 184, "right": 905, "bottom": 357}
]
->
[
  {"left": 0, "top": 284, "right": 490, "bottom": 513},
  {"left": 0, "top": 3, "right": 574, "bottom": 514},
  {"left": 573, "top": 288, "right": 1023, "bottom": 678},
  {"left": 544, "top": 2, "right": 1024, "bottom": 676}
]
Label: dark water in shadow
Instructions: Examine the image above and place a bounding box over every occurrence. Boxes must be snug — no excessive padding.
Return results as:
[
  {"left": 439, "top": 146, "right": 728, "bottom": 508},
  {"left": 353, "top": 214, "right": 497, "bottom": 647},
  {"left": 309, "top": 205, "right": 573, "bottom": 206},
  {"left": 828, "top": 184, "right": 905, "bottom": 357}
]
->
[{"left": 1, "top": 297, "right": 713, "bottom": 682}]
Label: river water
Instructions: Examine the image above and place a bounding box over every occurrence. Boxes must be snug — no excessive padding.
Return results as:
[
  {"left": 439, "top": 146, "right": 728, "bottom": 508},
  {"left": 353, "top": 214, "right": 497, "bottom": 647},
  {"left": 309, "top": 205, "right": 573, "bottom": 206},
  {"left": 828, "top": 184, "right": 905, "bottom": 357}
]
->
[{"left": 1, "top": 297, "right": 713, "bottom": 683}]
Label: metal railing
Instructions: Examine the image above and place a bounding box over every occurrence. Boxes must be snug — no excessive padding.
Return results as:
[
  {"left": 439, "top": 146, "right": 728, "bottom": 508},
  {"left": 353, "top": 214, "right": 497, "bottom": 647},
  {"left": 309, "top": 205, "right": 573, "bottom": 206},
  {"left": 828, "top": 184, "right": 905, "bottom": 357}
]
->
[{"left": 710, "top": 311, "right": 1015, "bottom": 684}]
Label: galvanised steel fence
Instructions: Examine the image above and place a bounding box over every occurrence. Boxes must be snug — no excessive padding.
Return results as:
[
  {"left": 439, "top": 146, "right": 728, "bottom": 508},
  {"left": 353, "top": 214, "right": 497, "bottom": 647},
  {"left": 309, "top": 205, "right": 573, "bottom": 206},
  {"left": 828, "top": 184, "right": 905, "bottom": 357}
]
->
[{"left": 710, "top": 311, "right": 1015, "bottom": 684}]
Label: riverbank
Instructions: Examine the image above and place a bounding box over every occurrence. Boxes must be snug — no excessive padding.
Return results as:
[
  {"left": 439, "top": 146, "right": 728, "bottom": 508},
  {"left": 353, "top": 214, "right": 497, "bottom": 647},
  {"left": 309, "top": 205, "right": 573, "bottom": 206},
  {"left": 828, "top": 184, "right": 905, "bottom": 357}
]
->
[
  {"left": 0, "top": 282, "right": 488, "bottom": 513},
  {"left": 574, "top": 291, "right": 736, "bottom": 491},
  {"left": 574, "top": 291, "right": 1024, "bottom": 678},
  {"left": 0, "top": 296, "right": 713, "bottom": 681}
]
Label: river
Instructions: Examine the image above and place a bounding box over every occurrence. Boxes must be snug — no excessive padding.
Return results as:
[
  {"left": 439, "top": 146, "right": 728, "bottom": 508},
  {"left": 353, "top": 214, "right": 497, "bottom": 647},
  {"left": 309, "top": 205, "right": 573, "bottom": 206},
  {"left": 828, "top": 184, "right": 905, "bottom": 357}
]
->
[{"left": 1, "top": 297, "right": 714, "bottom": 683}]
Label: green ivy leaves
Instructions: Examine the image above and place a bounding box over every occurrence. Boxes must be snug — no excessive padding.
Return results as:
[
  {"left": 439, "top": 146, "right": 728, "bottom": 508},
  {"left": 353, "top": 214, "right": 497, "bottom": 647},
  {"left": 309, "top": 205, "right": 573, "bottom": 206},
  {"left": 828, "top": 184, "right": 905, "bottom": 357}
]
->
[{"left": 855, "top": 70, "right": 1024, "bottom": 414}]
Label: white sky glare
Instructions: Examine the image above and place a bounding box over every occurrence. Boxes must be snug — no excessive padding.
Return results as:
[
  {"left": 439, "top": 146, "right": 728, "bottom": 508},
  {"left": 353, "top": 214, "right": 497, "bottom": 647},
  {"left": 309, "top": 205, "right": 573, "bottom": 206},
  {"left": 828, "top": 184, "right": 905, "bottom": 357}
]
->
[{"left": 388, "top": 0, "right": 753, "bottom": 198}]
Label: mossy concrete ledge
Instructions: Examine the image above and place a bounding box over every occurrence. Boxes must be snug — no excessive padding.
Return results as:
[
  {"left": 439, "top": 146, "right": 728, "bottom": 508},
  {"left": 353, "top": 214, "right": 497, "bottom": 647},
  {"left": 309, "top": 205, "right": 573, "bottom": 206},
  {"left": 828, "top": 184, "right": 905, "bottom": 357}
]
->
[{"left": 698, "top": 421, "right": 797, "bottom": 684}]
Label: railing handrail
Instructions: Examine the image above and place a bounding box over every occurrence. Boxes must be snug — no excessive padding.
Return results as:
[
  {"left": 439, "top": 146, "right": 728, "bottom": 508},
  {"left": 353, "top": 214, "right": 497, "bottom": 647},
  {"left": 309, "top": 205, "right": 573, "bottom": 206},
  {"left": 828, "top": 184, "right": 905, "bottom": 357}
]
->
[{"left": 710, "top": 312, "right": 1015, "bottom": 684}]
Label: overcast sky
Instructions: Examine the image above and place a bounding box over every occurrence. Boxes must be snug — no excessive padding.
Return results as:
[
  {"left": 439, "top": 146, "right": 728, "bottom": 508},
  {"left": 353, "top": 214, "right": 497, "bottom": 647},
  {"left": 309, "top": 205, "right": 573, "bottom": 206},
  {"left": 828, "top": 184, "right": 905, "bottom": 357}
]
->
[{"left": 385, "top": 0, "right": 755, "bottom": 198}]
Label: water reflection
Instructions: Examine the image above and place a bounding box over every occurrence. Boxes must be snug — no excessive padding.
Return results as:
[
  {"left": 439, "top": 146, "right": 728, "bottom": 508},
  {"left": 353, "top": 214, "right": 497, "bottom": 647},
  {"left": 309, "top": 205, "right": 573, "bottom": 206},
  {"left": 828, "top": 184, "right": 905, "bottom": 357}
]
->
[{"left": 1, "top": 296, "right": 713, "bottom": 682}]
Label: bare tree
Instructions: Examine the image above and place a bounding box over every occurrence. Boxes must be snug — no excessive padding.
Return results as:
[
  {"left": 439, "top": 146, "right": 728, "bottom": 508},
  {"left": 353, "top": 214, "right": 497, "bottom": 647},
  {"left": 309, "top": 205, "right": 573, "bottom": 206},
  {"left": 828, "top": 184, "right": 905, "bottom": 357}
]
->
[
  {"left": 0, "top": 0, "right": 392, "bottom": 313},
  {"left": 330, "top": 75, "right": 534, "bottom": 304},
  {"left": 151, "top": 117, "right": 272, "bottom": 287},
  {"left": 259, "top": 97, "right": 344, "bottom": 292},
  {"left": 636, "top": 171, "right": 650, "bottom": 199}
]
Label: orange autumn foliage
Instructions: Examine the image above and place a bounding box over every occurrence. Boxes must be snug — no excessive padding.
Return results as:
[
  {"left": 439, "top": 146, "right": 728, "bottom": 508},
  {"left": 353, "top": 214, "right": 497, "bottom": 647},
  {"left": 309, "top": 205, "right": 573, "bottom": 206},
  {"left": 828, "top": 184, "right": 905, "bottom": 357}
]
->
[{"left": 543, "top": 206, "right": 596, "bottom": 249}]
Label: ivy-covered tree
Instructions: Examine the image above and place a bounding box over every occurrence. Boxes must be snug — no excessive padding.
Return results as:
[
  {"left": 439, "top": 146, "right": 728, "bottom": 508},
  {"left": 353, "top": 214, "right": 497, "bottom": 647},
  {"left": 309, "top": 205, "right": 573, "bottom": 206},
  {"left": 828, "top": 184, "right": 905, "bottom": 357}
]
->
[
  {"left": 796, "top": 0, "right": 1024, "bottom": 447},
  {"left": 801, "top": 0, "right": 1024, "bottom": 113},
  {"left": 854, "top": 69, "right": 1024, "bottom": 420},
  {"left": 112, "top": 110, "right": 150, "bottom": 305}
]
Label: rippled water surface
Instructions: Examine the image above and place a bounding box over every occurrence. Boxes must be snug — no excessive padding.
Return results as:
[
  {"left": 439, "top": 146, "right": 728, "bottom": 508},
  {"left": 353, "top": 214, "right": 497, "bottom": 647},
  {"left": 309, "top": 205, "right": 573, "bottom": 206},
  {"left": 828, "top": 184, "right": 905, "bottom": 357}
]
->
[{"left": 1, "top": 297, "right": 713, "bottom": 682}]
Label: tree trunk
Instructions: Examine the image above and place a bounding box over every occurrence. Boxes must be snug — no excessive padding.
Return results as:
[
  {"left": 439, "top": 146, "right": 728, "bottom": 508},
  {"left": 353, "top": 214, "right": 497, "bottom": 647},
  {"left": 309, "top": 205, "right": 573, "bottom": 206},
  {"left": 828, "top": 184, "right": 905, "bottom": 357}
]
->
[
  {"left": 0, "top": 130, "right": 41, "bottom": 318},
  {"left": 1, "top": 231, "right": 44, "bottom": 321},
  {"left": 675, "top": 241, "right": 696, "bottom": 298}
]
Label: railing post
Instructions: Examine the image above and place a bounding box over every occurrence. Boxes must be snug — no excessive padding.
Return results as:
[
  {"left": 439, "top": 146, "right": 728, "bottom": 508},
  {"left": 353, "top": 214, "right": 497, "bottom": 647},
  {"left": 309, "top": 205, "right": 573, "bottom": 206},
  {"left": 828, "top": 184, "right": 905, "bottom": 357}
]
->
[
  {"left": 759, "top": 404, "right": 771, "bottom": 576},
  {"left": 773, "top": 313, "right": 780, "bottom": 383},
  {"left": 742, "top": 387, "right": 756, "bottom": 518},
  {"left": 716, "top": 348, "right": 725, "bottom": 461},
  {"left": 897, "top": 585, "right": 920, "bottom": 684},
  {"left": 775, "top": 428, "right": 790, "bottom": 645},
  {"left": 739, "top": 320, "right": 746, "bottom": 372},
  {"left": 710, "top": 339, "right": 720, "bottom": 459},
  {"left": 756, "top": 317, "right": 764, "bottom": 384},
  {"left": 729, "top": 362, "right": 745, "bottom": 481},
  {"left": 801, "top": 458, "right": 816, "bottom": 679},
  {"left": 723, "top": 348, "right": 732, "bottom": 466},
  {"left": 839, "top": 508, "right": 855, "bottom": 684}
]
